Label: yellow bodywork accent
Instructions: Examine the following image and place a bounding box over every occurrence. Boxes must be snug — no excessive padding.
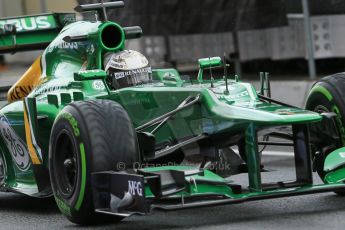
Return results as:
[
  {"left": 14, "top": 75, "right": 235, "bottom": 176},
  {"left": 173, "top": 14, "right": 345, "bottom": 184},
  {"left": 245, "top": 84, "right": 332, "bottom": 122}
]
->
[
  {"left": 7, "top": 57, "right": 43, "bottom": 102},
  {"left": 23, "top": 103, "right": 41, "bottom": 165}
]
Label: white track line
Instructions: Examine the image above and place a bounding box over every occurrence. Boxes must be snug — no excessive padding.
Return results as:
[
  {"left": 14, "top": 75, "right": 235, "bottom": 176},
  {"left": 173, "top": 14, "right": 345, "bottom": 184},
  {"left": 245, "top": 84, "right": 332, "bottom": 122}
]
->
[{"left": 262, "top": 151, "right": 294, "bottom": 156}]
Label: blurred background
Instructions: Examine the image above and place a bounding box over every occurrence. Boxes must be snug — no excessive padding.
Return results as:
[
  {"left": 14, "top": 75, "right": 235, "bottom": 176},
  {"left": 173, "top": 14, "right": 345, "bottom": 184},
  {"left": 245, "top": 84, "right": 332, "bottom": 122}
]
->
[{"left": 2, "top": 0, "right": 345, "bottom": 106}]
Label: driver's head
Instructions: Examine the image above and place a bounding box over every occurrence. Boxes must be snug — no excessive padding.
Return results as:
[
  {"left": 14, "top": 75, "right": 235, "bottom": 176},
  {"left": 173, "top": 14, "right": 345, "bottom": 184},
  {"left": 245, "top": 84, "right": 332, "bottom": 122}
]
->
[{"left": 104, "top": 50, "right": 152, "bottom": 89}]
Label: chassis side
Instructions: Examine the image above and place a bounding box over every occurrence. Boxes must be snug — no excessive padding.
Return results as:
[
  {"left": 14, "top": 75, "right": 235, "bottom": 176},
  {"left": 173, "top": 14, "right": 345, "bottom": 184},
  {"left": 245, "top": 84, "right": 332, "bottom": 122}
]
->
[{"left": 0, "top": 70, "right": 323, "bottom": 195}]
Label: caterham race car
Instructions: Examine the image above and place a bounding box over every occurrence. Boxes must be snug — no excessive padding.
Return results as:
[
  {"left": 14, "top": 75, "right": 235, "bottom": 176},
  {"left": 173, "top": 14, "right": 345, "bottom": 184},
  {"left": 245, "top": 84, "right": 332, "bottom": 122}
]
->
[{"left": 1, "top": 0, "right": 345, "bottom": 226}]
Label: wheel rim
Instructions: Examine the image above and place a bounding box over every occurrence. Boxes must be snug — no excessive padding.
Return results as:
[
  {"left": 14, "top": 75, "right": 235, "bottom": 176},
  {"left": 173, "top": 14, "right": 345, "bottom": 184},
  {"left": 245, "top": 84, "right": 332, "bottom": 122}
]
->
[{"left": 54, "top": 130, "right": 79, "bottom": 199}]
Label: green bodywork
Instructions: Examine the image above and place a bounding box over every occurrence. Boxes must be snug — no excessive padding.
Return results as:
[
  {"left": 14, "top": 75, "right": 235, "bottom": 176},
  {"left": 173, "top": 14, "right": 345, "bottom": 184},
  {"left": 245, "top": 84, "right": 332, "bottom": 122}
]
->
[
  {"left": 324, "top": 147, "right": 345, "bottom": 183},
  {"left": 1, "top": 13, "right": 345, "bottom": 205},
  {"left": 0, "top": 13, "right": 75, "bottom": 54}
]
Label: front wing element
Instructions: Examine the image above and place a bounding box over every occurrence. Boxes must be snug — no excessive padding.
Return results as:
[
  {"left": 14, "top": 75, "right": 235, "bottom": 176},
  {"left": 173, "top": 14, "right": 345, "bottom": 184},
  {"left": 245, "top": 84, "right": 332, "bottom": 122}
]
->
[
  {"left": 92, "top": 171, "right": 149, "bottom": 216},
  {"left": 91, "top": 167, "right": 345, "bottom": 217}
]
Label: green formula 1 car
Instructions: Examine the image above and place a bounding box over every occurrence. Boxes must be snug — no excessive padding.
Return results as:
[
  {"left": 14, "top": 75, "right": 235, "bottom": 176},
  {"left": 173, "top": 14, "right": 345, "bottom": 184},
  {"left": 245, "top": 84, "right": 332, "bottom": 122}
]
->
[{"left": 1, "top": 0, "right": 345, "bottom": 225}]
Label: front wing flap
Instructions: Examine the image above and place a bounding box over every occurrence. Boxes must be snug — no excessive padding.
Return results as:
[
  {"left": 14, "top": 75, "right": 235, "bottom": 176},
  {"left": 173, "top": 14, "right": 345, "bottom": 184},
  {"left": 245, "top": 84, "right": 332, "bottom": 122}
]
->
[
  {"left": 92, "top": 171, "right": 149, "bottom": 216},
  {"left": 91, "top": 167, "right": 231, "bottom": 216}
]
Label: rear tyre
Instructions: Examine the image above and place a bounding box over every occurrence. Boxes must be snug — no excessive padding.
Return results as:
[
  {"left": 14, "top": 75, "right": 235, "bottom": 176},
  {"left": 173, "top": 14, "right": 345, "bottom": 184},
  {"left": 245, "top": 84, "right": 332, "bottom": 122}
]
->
[
  {"left": 306, "top": 73, "right": 345, "bottom": 195},
  {"left": 49, "top": 100, "right": 139, "bottom": 225}
]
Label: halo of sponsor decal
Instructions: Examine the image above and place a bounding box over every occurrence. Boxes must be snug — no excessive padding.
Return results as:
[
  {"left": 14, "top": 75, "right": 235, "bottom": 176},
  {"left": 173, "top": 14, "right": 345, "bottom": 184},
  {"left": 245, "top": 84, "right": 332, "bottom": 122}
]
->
[
  {"left": 32, "top": 83, "right": 65, "bottom": 96},
  {"left": 0, "top": 115, "right": 31, "bottom": 171},
  {"left": 0, "top": 16, "right": 55, "bottom": 32},
  {"left": 8, "top": 86, "right": 33, "bottom": 102},
  {"left": 273, "top": 109, "right": 297, "bottom": 115},
  {"left": 227, "top": 91, "right": 249, "bottom": 99},
  {"left": 92, "top": 80, "right": 106, "bottom": 90},
  {"left": 57, "top": 42, "right": 78, "bottom": 50},
  {"left": 47, "top": 42, "right": 79, "bottom": 52},
  {"left": 128, "top": 180, "right": 143, "bottom": 196},
  {"left": 112, "top": 67, "right": 152, "bottom": 80}
]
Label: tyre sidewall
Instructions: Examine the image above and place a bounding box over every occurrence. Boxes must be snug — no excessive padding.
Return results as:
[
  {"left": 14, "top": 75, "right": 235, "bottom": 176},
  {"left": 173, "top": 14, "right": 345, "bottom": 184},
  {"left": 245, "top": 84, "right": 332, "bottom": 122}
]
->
[
  {"left": 307, "top": 81, "right": 345, "bottom": 146},
  {"left": 306, "top": 80, "right": 345, "bottom": 178},
  {"left": 49, "top": 106, "right": 94, "bottom": 223}
]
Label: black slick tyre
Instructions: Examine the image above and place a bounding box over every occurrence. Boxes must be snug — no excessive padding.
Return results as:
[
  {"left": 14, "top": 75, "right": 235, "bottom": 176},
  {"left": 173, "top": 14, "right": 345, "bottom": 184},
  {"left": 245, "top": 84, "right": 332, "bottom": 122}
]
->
[
  {"left": 306, "top": 73, "right": 345, "bottom": 195},
  {"left": 49, "top": 100, "right": 139, "bottom": 225}
]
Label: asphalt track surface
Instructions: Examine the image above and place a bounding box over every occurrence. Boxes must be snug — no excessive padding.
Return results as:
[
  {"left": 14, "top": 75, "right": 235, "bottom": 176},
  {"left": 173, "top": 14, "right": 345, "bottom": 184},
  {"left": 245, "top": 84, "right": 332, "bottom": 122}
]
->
[{"left": 1, "top": 154, "right": 345, "bottom": 230}]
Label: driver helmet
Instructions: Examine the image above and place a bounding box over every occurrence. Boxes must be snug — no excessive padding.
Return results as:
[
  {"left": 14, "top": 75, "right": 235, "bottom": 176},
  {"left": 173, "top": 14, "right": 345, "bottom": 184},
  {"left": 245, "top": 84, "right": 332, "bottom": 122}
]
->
[{"left": 104, "top": 50, "right": 152, "bottom": 89}]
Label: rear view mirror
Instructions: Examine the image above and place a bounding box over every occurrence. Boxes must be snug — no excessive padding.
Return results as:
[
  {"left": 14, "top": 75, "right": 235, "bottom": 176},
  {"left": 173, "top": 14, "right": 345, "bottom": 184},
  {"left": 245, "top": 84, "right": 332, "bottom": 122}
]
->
[
  {"left": 198, "top": 57, "right": 222, "bottom": 69},
  {"left": 74, "top": 69, "right": 107, "bottom": 81}
]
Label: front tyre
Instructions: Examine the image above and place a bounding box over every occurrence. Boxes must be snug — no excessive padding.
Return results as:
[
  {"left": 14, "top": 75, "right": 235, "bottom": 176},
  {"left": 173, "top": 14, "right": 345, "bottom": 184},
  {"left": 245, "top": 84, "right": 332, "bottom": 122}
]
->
[
  {"left": 49, "top": 100, "right": 139, "bottom": 225},
  {"left": 306, "top": 73, "right": 345, "bottom": 194}
]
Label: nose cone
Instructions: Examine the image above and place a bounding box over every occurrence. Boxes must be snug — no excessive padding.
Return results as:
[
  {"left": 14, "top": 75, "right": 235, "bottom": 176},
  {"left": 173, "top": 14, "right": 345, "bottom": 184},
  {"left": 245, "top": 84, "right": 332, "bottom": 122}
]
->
[{"left": 203, "top": 84, "right": 322, "bottom": 125}]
